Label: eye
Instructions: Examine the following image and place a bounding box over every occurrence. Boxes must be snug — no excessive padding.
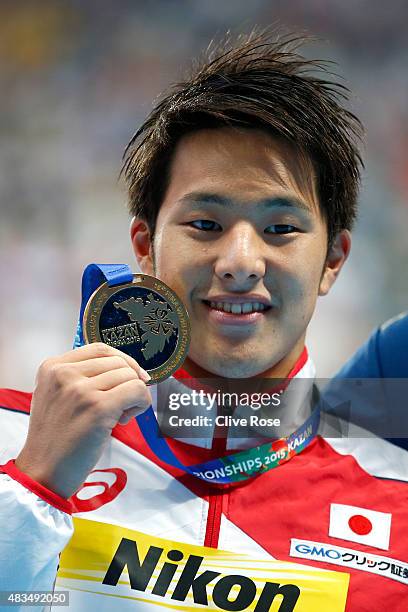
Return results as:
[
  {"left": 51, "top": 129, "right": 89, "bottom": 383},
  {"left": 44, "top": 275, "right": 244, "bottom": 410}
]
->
[
  {"left": 264, "top": 224, "right": 298, "bottom": 235},
  {"left": 189, "top": 220, "right": 222, "bottom": 231}
]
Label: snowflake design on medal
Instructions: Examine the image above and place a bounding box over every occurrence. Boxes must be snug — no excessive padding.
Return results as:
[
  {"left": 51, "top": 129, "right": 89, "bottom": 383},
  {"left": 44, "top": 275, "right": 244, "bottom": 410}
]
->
[
  {"left": 144, "top": 302, "right": 175, "bottom": 336},
  {"left": 113, "top": 292, "right": 178, "bottom": 361}
]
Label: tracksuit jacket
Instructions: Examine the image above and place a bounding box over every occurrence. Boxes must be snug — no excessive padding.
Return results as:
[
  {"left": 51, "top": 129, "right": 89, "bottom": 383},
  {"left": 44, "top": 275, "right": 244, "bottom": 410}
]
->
[{"left": 0, "top": 349, "right": 407, "bottom": 611}]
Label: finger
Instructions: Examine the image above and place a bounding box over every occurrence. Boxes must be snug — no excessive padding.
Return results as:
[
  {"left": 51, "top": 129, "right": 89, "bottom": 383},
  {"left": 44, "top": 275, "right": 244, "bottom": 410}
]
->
[
  {"left": 118, "top": 407, "right": 143, "bottom": 425},
  {"left": 92, "top": 367, "right": 139, "bottom": 391},
  {"left": 75, "top": 356, "right": 134, "bottom": 378},
  {"left": 51, "top": 343, "right": 151, "bottom": 382},
  {"left": 104, "top": 378, "right": 153, "bottom": 413}
]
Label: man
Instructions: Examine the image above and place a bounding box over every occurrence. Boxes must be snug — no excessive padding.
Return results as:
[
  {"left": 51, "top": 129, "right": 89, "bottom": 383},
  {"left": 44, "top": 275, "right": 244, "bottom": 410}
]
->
[{"left": 0, "top": 31, "right": 407, "bottom": 611}]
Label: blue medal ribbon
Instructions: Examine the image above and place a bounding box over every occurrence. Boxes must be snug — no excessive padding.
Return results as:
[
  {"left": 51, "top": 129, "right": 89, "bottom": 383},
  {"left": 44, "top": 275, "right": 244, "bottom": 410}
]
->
[
  {"left": 136, "top": 404, "right": 320, "bottom": 484},
  {"left": 74, "top": 263, "right": 133, "bottom": 348}
]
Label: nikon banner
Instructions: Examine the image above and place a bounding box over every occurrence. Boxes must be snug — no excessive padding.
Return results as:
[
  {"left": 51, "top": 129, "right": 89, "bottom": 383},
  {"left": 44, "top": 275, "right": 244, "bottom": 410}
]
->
[{"left": 56, "top": 518, "right": 350, "bottom": 611}]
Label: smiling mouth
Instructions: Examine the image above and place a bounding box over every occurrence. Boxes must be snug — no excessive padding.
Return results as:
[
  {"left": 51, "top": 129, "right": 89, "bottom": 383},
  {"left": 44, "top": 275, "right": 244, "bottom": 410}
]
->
[{"left": 202, "top": 300, "right": 271, "bottom": 315}]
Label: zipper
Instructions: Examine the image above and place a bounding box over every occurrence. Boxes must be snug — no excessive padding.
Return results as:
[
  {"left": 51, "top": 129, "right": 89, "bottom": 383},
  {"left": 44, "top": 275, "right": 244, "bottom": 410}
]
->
[
  {"left": 204, "top": 491, "right": 223, "bottom": 548},
  {"left": 204, "top": 422, "right": 228, "bottom": 548}
]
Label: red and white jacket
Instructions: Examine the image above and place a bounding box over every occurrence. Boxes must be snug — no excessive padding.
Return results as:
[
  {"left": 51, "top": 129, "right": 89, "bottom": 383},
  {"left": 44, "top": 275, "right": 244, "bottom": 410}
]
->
[{"left": 0, "top": 350, "right": 407, "bottom": 612}]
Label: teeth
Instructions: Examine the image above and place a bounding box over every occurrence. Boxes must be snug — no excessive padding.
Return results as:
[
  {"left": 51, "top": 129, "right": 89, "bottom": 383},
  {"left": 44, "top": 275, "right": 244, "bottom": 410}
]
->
[{"left": 208, "top": 301, "right": 267, "bottom": 314}]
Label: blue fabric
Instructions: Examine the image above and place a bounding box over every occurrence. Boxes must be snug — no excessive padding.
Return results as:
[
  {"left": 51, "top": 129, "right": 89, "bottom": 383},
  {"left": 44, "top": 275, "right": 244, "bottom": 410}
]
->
[
  {"left": 334, "top": 312, "right": 408, "bottom": 379},
  {"left": 329, "top": 312, "right": 408, "bottom": 451}
]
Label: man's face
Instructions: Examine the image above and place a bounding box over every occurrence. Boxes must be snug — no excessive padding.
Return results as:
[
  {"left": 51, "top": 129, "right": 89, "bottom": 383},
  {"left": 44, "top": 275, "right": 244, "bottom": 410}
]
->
[{"left": 132, "top": 127, "right": 349, "bottom": 378}]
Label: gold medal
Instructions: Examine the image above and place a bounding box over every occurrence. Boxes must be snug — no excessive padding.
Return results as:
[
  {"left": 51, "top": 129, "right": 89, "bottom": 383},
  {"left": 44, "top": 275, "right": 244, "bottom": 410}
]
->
[{"left": 82, "top": 274, "right": 190, "bottom": 384}]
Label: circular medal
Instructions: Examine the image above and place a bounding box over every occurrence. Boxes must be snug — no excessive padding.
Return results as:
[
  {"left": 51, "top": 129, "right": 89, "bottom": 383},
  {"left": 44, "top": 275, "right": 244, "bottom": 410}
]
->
[{"left": 82, "top": 274, "right": 190, "bottom": 384}]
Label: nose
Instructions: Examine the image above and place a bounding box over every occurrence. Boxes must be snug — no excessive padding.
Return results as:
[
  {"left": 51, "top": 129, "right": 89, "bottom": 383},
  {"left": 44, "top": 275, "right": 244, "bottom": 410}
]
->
[{"left": 214, "top": 223, "right": 266, "bottom": 285}]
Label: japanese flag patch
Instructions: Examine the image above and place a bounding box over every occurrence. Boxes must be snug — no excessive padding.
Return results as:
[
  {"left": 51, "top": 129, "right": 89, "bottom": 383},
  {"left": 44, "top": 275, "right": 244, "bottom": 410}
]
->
[{"left": 329, "top": 503, "right": 391, "bottom": 550}]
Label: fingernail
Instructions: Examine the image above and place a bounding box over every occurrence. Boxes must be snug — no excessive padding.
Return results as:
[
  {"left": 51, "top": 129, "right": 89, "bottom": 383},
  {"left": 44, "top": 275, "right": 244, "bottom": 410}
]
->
[{"left": 141, "top": 369, "right": 151, "bottom": 382}]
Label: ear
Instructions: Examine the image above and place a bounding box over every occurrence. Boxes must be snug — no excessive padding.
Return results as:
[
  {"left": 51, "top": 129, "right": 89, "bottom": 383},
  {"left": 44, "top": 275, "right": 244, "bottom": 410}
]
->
[
  {"left": 319, "top": 230, "right": 351, "bottom": 296},
  {"left": 130, "top": 217, "right": 154, "bottom": 275}
]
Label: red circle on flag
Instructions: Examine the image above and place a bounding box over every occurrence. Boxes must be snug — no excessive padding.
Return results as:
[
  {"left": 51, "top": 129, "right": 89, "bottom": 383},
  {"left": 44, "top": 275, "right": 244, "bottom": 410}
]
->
[{"left": 348, "top": 514, "right": 373, "bottom": 535}]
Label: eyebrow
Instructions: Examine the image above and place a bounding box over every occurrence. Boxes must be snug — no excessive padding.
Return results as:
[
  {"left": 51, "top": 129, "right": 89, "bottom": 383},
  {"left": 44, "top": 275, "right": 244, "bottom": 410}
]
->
[{"left": 178, "top": 192, "right": 311, "bottom": 213}]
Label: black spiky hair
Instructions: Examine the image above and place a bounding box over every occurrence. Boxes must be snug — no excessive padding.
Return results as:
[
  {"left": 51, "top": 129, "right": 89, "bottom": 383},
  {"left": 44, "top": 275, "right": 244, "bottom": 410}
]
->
[{"left": 122, "top": 29, "right": 364, "bottom": 245}]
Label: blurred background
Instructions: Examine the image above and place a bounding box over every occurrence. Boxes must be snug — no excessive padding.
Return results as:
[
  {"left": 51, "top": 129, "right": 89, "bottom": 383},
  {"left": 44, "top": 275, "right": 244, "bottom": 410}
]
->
[{"left": 1, "top": 0, "right": 407, "bottom": 390}]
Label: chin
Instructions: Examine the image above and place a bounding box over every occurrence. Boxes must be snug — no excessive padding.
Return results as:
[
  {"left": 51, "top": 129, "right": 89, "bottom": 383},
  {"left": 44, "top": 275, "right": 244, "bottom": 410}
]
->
[{"left": 203, "top": 356, "right": 267, "bottom": 379}]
